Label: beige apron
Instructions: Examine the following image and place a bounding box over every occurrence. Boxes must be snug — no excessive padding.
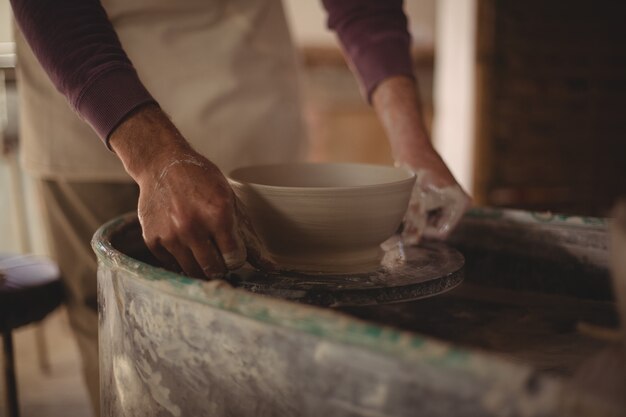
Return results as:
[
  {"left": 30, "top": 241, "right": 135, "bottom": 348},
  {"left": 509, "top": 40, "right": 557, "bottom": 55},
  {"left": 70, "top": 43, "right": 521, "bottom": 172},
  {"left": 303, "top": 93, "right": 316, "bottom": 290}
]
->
[{"left": 15, "top": 0, "right": 307, "bottom": 181}]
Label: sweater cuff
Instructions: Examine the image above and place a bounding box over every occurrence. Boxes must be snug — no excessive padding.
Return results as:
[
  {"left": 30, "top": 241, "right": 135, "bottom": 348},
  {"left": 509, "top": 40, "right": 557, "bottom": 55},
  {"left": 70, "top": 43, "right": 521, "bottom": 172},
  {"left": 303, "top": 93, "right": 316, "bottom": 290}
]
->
[
  {"left": 350, "top": 38, "right": 415, "bottom": 103},
  {"left": 74, "top": 67, "right": 156, "bottom": 147}
]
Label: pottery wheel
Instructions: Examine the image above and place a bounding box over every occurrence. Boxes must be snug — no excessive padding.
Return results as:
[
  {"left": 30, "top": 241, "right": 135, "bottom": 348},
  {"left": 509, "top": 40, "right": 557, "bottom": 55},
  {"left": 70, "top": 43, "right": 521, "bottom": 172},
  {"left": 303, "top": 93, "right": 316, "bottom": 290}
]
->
[{"left": 226, "top": 239, "right": 464, "bottom": 307}]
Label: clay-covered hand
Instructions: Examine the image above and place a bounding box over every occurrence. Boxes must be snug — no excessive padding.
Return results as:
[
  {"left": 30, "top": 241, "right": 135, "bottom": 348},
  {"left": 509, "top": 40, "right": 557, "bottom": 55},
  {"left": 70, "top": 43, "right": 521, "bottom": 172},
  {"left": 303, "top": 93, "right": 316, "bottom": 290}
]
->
[
  {"left": 109, "top": 105, "right": 273, "bottom": 279},
  {"left": 400, "top": 157, "right": 471, "bottom": 244},
  {"left": 372, "top": 76, "right": 471, "bottom": 243}
]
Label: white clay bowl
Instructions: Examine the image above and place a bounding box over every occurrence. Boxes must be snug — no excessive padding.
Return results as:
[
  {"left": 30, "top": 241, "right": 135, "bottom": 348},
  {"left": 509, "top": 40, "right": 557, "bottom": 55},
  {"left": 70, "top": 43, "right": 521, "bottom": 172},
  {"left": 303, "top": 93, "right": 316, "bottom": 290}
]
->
[{"left": 228, "top": 163, "right": 416, "bottom": 274}]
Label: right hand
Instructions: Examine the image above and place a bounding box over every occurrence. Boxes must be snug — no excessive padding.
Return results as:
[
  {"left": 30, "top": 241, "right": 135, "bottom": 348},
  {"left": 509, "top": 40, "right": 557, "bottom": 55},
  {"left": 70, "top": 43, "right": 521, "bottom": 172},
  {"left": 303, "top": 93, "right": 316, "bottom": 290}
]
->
[{"left": 109, "top": 105, "right": 273, "bottom": 279}]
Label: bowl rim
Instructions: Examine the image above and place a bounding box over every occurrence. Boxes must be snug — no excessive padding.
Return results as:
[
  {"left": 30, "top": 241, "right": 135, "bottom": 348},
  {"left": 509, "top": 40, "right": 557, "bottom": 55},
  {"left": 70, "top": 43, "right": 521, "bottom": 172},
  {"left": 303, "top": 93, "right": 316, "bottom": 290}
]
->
[{"left": 228, "top": 162, "right": 416, "bottom": 192}]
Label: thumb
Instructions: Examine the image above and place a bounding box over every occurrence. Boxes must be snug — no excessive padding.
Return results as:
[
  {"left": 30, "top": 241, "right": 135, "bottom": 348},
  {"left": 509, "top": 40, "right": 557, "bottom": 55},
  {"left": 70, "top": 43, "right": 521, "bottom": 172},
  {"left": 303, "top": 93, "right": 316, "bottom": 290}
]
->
[{"left": 234, "top": 199, "right": 277, "bottom": 272}]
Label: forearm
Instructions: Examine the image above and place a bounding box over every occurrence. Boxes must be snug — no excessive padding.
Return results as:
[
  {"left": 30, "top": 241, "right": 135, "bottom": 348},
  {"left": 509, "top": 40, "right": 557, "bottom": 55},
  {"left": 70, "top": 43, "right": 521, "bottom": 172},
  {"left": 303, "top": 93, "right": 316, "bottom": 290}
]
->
[
  {"left": 322, "top": 0, "right": 413, "bottom": 101},
  {"left": 108, "top": 105, "right": 192, "bottom": 183},
  {"left": 372, "top": 76, "right": 431, "bottom": 159},
  {"left": 10, "top": 0, "right": 155, "bottom": 142},
  {"left": 372, "top": 76, "right": 457, "bottom": 187}
]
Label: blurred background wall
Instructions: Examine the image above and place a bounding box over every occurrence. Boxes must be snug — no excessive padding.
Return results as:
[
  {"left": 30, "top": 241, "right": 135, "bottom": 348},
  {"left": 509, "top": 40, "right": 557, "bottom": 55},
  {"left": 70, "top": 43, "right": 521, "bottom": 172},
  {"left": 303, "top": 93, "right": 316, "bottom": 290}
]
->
[
  {"left": 283, "top": 0, "right": 626, "bottom": 217},
  {"left": 283, "top": 0, "right": 441, "bottom": 174},
  {"left": 473, "top": 0, "right": 626, "bottom": 216}
]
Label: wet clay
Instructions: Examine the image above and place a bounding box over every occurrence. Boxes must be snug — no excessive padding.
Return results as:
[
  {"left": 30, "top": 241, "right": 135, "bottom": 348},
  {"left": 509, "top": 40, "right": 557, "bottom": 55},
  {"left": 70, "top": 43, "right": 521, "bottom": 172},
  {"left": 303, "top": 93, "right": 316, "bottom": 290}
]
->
[{"left": 229, "top": 163, "right": 416, "bottom": 274}]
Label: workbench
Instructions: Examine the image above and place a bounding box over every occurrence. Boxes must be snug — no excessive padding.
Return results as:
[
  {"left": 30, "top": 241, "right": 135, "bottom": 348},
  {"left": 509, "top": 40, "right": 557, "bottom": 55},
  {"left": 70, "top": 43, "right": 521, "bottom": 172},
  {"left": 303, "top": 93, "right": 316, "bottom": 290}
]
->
[{"left": 93, "top": 207, "right": 625, "bottom": 417}]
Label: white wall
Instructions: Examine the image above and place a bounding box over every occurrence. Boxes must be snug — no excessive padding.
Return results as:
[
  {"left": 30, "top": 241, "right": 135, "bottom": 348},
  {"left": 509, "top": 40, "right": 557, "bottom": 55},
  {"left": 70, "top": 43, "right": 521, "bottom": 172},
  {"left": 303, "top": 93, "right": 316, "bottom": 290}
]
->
[{"left": 432, "top": 0, "right": 477, "bottom": 194}]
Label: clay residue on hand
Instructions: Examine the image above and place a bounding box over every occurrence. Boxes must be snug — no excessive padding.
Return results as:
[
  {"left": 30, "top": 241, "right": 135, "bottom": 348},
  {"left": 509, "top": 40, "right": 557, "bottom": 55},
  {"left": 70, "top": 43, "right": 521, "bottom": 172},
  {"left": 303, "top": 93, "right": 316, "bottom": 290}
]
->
[{"left": 401, "top": 168, "right": 470, "bottom": 243}]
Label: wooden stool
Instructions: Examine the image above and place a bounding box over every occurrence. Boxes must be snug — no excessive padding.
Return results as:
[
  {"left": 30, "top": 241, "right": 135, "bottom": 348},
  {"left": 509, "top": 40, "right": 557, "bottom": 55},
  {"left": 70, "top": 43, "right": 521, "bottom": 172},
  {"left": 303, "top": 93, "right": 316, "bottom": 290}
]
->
[{"left": 0, "top": 253, "right": 63, "bottom": 417}]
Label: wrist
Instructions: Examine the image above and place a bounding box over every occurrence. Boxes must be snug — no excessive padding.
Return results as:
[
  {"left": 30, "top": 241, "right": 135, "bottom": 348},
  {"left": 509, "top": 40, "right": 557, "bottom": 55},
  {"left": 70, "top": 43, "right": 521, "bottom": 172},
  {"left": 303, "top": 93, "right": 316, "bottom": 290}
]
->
[
  {"left": 372, "top": 76, "right": 432, "bottom": 159},
  {"left": 373, "top": 77, "right": 460, "bottom": 188},
  {"left": 108, "top": 104, "right": 192, "bottom": 183}
]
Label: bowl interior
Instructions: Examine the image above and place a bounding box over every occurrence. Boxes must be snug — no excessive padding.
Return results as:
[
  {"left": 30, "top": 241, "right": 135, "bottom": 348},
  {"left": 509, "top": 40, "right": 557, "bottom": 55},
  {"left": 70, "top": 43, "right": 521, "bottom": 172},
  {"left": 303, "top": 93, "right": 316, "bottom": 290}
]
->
[{"left": 228, "top": 163, "right": 414, "bottom": 189}]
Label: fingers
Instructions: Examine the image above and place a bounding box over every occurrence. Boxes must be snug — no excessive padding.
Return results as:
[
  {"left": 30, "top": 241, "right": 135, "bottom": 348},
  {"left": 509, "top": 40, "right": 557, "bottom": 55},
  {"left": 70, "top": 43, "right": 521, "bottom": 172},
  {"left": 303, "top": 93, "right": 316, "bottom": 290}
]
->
[
  {"left": 143, "top": 213, "right": 249, "bottom": 279},
  {"left": 166, "top": 243, "right": 207, "bottom": 279},
  {"left": 235, "top": 199, "right": 276, "bottom": 272},
  {"left": 144, "top": 229, "right": 225, "bottom": 279},
  {"left": 244, "top": 230, "right": 276, "bottom": 272},
  {"left": 188, "top": 239, "right": 227, "bottom": 279},
  {"left": 142, "top": 209, "right": 251, "bottom": 279},
  {"left": 152, "top": 233, "right": 227, "bottom": 279},
  {"left": 136, "top": 154, "right": 273, "bottom": 278},
  {"left": 402, "top": 178, "right": 470, "bottom": 243},
  {"left": 145, "top": 239, "right": 181, "bottom": 273},
  {"left": 199, "top": 196, "right": 247, "bottom": 271},
  {"left": 212, "top": 226, "right": 247, "bottom": 271},
  {"left": 401, "top": 202, "right": 426, "bottom": 245},
  {"left": 168, "top": 215, "right": 231, "bottom": 279},
  {"left": 422, "top": 185, "right": 471, "bottom": 239}
]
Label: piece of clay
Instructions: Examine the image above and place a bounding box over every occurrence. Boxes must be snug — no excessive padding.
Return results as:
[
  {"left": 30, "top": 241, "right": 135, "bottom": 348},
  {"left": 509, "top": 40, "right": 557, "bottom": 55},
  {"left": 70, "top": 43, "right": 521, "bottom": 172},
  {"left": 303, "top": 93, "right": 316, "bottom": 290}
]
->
[{"left": 229, "top": 163, "right": 415, "bottom": 274}]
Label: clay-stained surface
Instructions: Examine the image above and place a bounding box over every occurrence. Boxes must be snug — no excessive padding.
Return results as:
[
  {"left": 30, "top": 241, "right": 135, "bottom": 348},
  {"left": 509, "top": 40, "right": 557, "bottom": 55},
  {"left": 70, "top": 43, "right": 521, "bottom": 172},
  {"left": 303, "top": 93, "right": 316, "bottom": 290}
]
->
[
  {"left": 94, "top": 210, "right": 623, "bottom": 416},
  {"left": 228, "top": 240, "right": 464, "bottom": 306},
  {"left": 97, "top": 264, "right": 563, "bottom": 417},
  {"left": 342, "top": 285, "right": 618, "bottom": 376},
  {"left": 449, "top": 208, "right": 612, "bottom": 302}
]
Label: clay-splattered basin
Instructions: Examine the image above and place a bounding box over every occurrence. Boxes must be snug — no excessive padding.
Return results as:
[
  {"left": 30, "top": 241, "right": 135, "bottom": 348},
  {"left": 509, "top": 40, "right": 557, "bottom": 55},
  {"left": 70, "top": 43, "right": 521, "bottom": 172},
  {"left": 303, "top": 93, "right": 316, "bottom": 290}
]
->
[{"left": 229, "top": 163, "right": 415, "bottom": 273}]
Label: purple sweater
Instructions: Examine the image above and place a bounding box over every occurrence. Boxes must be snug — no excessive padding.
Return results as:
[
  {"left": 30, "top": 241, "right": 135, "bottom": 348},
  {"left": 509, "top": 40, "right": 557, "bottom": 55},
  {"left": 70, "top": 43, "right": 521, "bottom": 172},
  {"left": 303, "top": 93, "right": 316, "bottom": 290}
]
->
[{"left": 10, "top": 0, "right": 413, "bottom": 144}]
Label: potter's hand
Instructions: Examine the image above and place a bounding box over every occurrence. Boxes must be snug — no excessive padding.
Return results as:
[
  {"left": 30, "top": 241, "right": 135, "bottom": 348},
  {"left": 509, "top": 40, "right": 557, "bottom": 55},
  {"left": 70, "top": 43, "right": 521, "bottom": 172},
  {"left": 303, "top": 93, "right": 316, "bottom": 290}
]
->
[
  {"left": 402, "top": 163, "right": 471, "bottom": 243},
  {"left": 109, "top": 104, "right": 273, "bottom": 279},
  {"left": 372, "top": 76, "right": 471, "bottom": 243}
]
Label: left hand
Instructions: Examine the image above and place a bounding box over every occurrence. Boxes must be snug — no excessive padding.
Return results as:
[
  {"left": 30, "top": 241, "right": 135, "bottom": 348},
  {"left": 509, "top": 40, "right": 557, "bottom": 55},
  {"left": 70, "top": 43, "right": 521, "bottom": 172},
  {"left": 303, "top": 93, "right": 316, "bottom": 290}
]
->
[
  {"left": 372, "top": 76, "right": 471, "bottom": 243},
  {"left": 400, "top": 162, "right": 471, "bottom": 244}
]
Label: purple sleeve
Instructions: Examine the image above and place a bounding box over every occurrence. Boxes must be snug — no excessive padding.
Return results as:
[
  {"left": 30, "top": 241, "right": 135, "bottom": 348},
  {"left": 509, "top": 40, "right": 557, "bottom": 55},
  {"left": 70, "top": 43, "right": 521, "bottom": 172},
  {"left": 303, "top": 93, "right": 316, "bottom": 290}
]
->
[
  {"left": 322, "top": 0, "right": 414, "bottom": 102},
  {"left": 9, "top": 0, "right": 156, "bottom": 144}
]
